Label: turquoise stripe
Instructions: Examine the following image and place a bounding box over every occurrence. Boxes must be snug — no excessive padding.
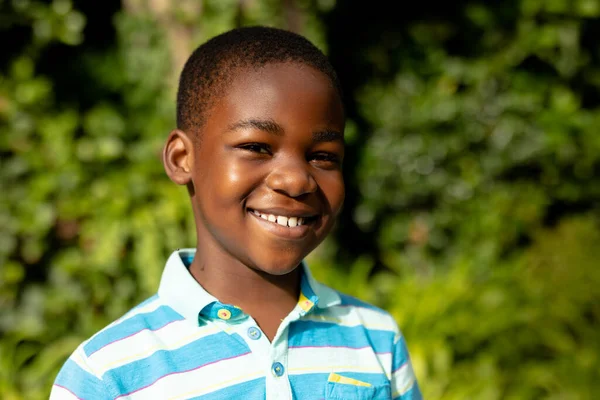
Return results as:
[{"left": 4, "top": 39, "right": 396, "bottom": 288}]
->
[
  {"left": 392, "top": 335, "right": 409, "bottom": 372},
  {"left": 84, "top": 305, "right": 184, "bottom": 356},
  {"left": 104, "top": 331, "right": 250, "bottom": 396},
  {"left": 289, "top": 320, "right": 395, "bottom": 353},
  {"left": 189, "top": 377, "right": 265, "bottom": 399},
  {"left": 54, "top": 359, "right": 108, "bottom": 399}
]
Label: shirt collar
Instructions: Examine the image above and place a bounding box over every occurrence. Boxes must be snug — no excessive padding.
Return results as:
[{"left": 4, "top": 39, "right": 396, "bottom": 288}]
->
[
  {"left": 157, "top": 249, "right": 340, "bottom": 324},
  {"left": 157, "top": 249, "right": 217, "bottom": 323}
]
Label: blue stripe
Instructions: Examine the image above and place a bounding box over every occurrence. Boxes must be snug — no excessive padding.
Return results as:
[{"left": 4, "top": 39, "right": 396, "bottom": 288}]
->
[
  {"left": 84, "top": 305, "right": 184, "bottom": 356},
  {"left": 289, "top": 373, "right": 327, "bottom": 399},
  {"left": 289, "top": 320, "right": 395, "bottom": 353},
  {"left": 392, "top": 335, "right": 409, "bottom": 371},
  {"left": 189, "top": 377, "right": 265, "bottom": 399},
  {"left": 54, "top": 359, "right": 107, "bottom": 399},
  {"left": 103, "top": 331, "right": 250, "bottom": 395}
]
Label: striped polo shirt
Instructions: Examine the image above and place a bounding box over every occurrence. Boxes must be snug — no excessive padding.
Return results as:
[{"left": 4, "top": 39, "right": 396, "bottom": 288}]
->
[{"left": 51, "top": 249, "right": 422, "bottom": 399}]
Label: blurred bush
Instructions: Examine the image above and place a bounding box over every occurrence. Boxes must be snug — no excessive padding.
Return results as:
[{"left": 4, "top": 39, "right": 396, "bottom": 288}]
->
[{"left": 0, "top": 0, "right": 598, "bottom": 399}]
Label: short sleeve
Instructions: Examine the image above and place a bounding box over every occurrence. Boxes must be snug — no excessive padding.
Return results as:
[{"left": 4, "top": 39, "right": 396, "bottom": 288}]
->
[
  {"left": 50, "top": 346, "right": 108, "bottom": 400},
  {"left": 391, "top": 331, "right": 423, "bottom": 400}
]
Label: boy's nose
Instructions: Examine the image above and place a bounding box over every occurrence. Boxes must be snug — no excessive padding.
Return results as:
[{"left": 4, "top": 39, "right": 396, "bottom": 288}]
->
[{"left": 265, "top": 159, "right": 317, "bottom": 197}]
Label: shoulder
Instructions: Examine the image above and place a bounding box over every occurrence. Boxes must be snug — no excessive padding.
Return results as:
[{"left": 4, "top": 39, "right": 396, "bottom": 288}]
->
[
  {"left": 55, "top": 294, "right": 182, "bottom": 378},
  {"left": 52, "top": 295, "right": 179, "bottom": 398},
  {"left": 335, "top": 291, "right": 389, "bottom": 314},
  {"left": 310, "top": 281, "right": 401, "bottom": 336},
  {"left": 79, "top": 294, "right": 182, "bottom": 359}
]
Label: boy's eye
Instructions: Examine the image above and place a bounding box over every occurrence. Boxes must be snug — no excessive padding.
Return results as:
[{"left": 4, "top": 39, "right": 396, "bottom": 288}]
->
[
  {"left": 310, "top": 152, "right": 341, "bottom": 168},
  {"left": 238, "top": 143, "right": 271, "bottom": 154}
]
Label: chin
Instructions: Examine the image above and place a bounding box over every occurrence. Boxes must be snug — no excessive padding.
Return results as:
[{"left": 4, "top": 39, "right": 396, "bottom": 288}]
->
[{"left": 251, "top": 256, "right": 305, "bottom": 277}]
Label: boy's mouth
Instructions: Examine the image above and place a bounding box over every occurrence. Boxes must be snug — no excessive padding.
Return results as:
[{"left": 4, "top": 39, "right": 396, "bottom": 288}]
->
[{"left": 248, "top": 209, "right": 318, "bottom": 228}]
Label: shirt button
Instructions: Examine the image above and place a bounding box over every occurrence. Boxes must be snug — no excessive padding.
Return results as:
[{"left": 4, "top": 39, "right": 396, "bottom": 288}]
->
[
  {"left": 271, "top": 362, "right": 285, "bottom": 377},
  {"left": 247, "top": 327, "right": 261, "bottom": 340},
  {"left": 217, "top": 309, "right": 231, "bottom": 320}
]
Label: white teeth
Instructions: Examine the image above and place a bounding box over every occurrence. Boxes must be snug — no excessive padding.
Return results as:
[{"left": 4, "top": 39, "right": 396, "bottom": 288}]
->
[
  {"left": 251, "top": 210, "right": 310, "bottom": 227},
  {"left": 277, "top": 216, "right": 288, "bottom": 226}
]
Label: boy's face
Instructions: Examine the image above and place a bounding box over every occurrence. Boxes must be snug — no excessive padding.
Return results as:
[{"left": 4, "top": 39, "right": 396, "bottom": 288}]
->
[{"left": 180, "top": 62, "right": 345, "bottom": 276}]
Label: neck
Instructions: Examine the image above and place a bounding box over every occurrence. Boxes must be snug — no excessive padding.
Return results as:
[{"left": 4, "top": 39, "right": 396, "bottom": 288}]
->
[{"left": 188, "top": 249, "right": 301, "bottom": 314}]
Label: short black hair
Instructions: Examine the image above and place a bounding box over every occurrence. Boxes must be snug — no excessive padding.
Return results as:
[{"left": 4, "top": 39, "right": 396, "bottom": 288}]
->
[{"left": 176, "top": 26, "right": 343, "bottom": 133}]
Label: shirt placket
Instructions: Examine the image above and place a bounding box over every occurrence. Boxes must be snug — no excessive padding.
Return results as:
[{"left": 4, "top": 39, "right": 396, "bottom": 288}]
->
[
  {"left": 265, "top": 313, "right": 294, "bottom": 400},
  {"left": 212, "top": 306, "right": 295, "bottom": 400}
]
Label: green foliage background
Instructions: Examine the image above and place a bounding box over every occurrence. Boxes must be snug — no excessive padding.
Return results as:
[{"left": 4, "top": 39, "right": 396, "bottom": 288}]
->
[{"left": 1, "top": 0, "right": 599, "bottom": 398}]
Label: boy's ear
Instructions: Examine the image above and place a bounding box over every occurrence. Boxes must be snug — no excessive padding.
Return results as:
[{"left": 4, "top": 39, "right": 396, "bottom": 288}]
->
[{"left": 162, "top": 129, "right": 194, "bottom": 185}]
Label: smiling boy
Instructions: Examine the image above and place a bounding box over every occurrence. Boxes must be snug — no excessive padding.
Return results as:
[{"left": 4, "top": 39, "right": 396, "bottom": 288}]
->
[{"left": 51, "top": 26, "right": 422, "bottom": 399}]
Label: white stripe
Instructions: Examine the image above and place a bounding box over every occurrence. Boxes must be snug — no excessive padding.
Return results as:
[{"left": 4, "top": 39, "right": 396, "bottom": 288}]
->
[
  {"left": 120, "top": 297, "right": 164, "bottom": 320},
  {"left": 288, "top": 346, "right": 392, "bottom": 375},
  {"left": 125, "top": 352, "right": 260, "bottom": 400},
  {"left": 82, "top": 297, "right": 165, "bottom": 355},
  {"left": 89, "top": 321, "right": 220, "bottom": 375},
  {"left": 70, "top": 346, "right": 97, "bottom": 376},
  {"left": 392, "top": 362, "right": 416, "bottom": 396},
  {"left": 49, "top": 385, "right": 81, "bottom": 400},
  {"left": 304, "top": 305, "right": 397, "bottom": 332}
]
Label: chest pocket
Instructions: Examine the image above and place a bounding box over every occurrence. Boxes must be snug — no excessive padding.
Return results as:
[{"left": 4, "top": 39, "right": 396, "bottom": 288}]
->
[{"left": 325, "top": 373, "right": 391, "bottom": 400}]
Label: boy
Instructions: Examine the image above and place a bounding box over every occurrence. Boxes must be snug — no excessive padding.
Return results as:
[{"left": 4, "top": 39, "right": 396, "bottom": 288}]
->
[{"left": 51, "top": 26, "right": 422, "bottom": 399}]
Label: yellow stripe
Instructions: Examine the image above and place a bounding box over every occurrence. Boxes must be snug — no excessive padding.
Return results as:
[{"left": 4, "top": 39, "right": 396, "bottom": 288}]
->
[
  {"left": 169, "top": 371, "right": 263, "bottom": 400},
  {"left": 328, "top": 372, "right": 372, "bottom": 387},
  {"left": 392, "top": 376, "right": 415, "bottom": 397}
]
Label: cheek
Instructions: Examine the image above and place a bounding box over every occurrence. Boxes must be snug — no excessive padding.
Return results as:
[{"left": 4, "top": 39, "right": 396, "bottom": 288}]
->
[{"left": 210, "top": 159, "right": 261, "bottom": 203}]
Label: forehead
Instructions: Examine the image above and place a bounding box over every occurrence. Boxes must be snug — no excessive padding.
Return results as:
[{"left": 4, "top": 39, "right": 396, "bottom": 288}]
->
[
  {"left": 227, "top": 62, "right": 339, "bottom": 98},
  {"left": 203, "top": 62, "right": 344, "bottom": 134}
]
